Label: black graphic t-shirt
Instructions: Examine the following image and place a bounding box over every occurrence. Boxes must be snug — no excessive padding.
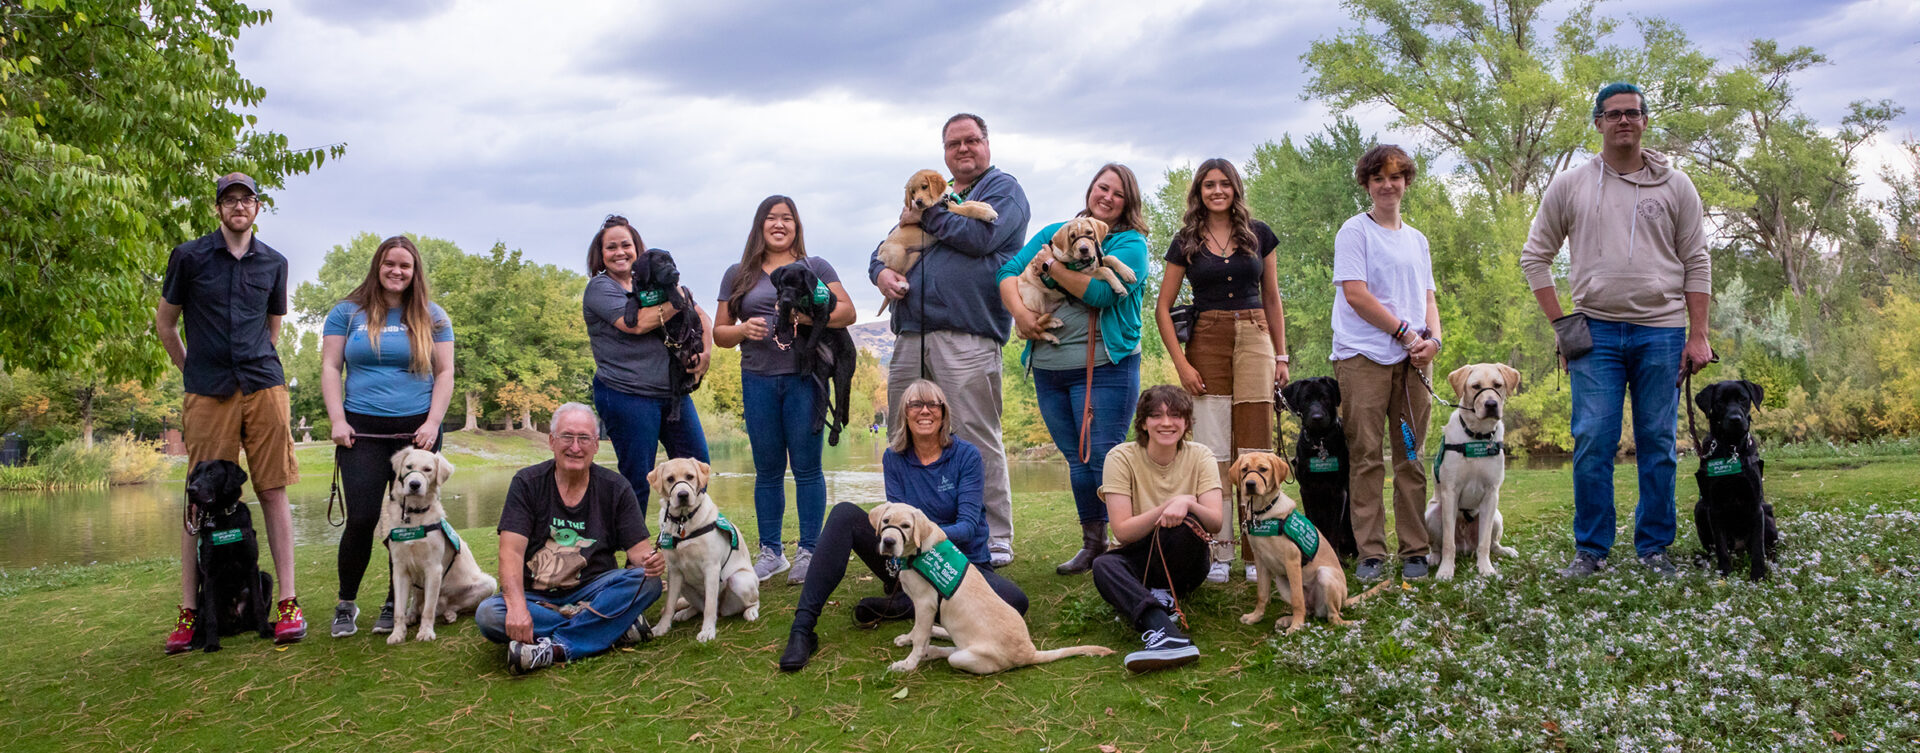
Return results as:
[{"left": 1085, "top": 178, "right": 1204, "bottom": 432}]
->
[{"left": 496, "top": 460, "right": 649, "bottom": 596}]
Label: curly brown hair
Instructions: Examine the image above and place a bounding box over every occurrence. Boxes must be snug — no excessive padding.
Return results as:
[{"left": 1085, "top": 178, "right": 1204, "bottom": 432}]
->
[
  {"left": 1132, "top": 385, "right": 1194, "bottom": 449},
  {"left": 1354, "top": 144, "right": 1417, "bottom": 187}
]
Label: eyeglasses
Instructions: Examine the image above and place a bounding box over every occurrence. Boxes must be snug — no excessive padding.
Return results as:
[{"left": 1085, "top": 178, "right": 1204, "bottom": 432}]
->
[
  {"left": 1599, "top": 108, "right": 1647, "bottom": 123},
  {"left": 943, "top": 136, "right": 985, "bottom": 151},
  {"left": 217, "top": 195, "right": 260, "bottom": 209},
  {"left": 905, "top": 400, "right": 945, "bottom": 414},
  {"left": 554, "top": 433, "right": 598, "bottom": 448}
]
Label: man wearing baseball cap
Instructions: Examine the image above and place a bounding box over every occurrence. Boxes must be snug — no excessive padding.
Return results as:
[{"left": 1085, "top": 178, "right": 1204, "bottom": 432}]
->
[{"left": 156, "top": 172, "right": 307, "bottom": 652}]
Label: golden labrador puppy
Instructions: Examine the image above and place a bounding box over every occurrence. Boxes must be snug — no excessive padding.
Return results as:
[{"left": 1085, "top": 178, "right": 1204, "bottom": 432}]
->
[
  {"left": 648, "top": 458, "right": 759, "bottom": 643},
  {"left": 1014, "top": 217, "right": 1138, "bottom": 343},
  {"left": 874, "top": 169, "right": 1001, "bottom": 314},
  {"left": 1231, "top": 453, "right": 1388, "bottom": 633},
  {"left": 1424, "top": 363, "right": 1522, "bottom": 580},
  {"left": 378, "top": 448, "right": 498, "bottom": 645},
  {"left": 871, "top": 503, "right": 1112, "bottom": 674}
]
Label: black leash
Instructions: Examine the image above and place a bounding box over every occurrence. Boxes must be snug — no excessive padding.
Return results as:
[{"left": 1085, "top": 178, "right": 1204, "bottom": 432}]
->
[{"left": 1680, "top": 350, "right": 1720, "bottom": 456}]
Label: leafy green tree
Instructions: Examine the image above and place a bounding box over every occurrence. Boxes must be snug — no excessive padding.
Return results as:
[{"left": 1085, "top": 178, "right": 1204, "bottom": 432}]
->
[{"left": 0, "top": 0, "right": 342, "bottom": 380}]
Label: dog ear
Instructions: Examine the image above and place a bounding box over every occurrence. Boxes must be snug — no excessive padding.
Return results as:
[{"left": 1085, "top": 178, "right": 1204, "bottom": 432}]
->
[
  {"left": 1739, "top": 380, "right": 1764, "bottom": 408},
  {"left": 391, "top": 448, "right": 410, "bottom": 478},
  {"left": 910, "top": 506, "right": 947, "bottom": 550},
  {"left": 1271, "top": 454, "right": 1292, "bottom": 484},
  {"left": 1087, "top": 218, "right": 1110, "bottom": 241},
  {"left": 1325, "top": 377, "right": 1340, "bottom": 406},
  {"left": 1227, "top": 454, "right": 1250, "bottom": 485},
  {"left": 1447, "top": 365, "right": 1472, "bottom": 399},
  {"left": 868, "top": 503, "right": 889, "bottom": 534},
  {"left": 645, "top": 464, "right": 662, "bottom": 490},
  {"left": 221, "top": 460, "right": 248, "bottom": 497},
  {"left": 435, "top": 454, "right": 455, "bottom": 485},
  {"left": 1694, "top": 385, "right": 1714, "bottom": 413},
  {"left": 1499, "top": 364, "right": 1521, "bottom": 394},
  {"left": 1279, "top": 380, "right": 1302, "bottom": 412},
  {"left": 696, "top": 461, "right": 711, "bottom": 490},
  {"left": 1050, "top": 222, "right": 1074, "bottom": 252}
]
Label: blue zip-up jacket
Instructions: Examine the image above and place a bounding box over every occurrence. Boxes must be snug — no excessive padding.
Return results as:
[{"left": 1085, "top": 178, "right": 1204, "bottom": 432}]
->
[
  {"left": 868, "top": 167, "right": 1031, "bottom": 344},
  {"left": 995, "top": 221, "right": 1149, "bottom": 368},
  {"left": 882, "top": 438, "right": 988, "bottom": 564}
]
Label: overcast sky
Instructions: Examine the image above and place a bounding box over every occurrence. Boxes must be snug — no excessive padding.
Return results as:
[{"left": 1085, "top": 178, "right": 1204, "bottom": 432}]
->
[{"left": 234, "top": 0, "right": 1920, "bottom": 322}]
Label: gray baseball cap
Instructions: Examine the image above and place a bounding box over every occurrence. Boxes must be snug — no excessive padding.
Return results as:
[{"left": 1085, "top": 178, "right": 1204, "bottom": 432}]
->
[{"left": 215, "top": 172, "right": 259, "bottom": 199}]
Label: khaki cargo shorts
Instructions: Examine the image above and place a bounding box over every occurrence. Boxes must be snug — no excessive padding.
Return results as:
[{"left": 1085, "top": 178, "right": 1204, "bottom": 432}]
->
[{"left": 182, "top": 386, "right": 300, "bottom": 494}]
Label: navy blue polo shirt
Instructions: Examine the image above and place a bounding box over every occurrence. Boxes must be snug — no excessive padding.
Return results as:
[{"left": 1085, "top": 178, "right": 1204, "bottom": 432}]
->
[{"left": 160, "top": 231, "right": 290, "bottom": 396}]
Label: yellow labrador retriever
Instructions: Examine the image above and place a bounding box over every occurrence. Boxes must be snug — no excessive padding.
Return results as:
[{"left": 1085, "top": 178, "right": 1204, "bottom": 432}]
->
[
  {"left": 874, "top": 169, "right": 1001, "bottom": 314},
  {"left": 1230, "top": 453, "right": 1388, "bottom": 633},
  {"left": 871, "top": 503, "right": 1111, "bottom": 674},
  {"left": 1014, "top": 217, "right": 1137, "bottom": 343},
  {"left": 1424, "top": 363, "right": 1522, "bottom": 580},
  {"left": 378, "top": 448, "right": 498, "bottom": 645},
  {"left": 648, "top": 458, "right": 759, "bottom": 643}
]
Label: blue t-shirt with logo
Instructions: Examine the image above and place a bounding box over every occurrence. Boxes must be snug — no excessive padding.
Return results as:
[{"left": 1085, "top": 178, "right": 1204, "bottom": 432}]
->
[{"left": 323, "top": 301, "right": 454, "bottom": 417}]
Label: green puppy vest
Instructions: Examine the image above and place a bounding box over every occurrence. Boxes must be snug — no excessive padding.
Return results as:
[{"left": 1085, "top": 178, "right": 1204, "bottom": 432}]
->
[
  {"left": 1704, "top": 457, "right": 1743, "bottom": 477},
  {"left": 386, "top": 519, "right": 463, "bottom": 554},
  {"left": 657, "top": 514, "right": 740, "bottom": 551},
  {"left": 1247, "top": 513, "right": 1320, "bottom": 561},
  {"left": 897, "top": 539, "right": 969, "bottom": 599}
]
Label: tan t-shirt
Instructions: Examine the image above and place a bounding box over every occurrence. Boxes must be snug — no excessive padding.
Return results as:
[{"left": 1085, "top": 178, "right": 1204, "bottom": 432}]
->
[{"left": 1099, "top": 442, "right": 1221, "bottom": 517}]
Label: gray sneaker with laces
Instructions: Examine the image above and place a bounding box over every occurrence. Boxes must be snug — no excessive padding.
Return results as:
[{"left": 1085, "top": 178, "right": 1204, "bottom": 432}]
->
[
  {"left": 1355, "top": 558, "right": 1387, "bottom": 581},
  {"left": 370, "top": 599, "right": 396, "bottom": 635},
  {"left": 753, "top": 547, "right": 790, "bottom": 582},
  {"left": 1639, "top": 550, "right": 1678, "bottom": 577},
  {"left": 507, "top": 637, "right": 565, "bottom": 674},
  {"left": 786, "top": 548, "right": 812, "bottom": 585},
  {"left": 617, "top": 613, "right": 652, "bottom": 646},
  {"left": 1559, "top": 551, "right": 1607, "bottom": 578},
  {"left": 330, "top": 601, "right": 359, "bottom": 638}
]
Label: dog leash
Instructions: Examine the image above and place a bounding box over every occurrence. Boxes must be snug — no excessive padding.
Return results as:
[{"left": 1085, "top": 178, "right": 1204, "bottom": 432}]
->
[
  {"left": 324, "top": 432, "right": 421, "bottom": 528},
  {"left": 1680, "top": 351, "right": 1720, "bottom": 456},
  {"left": 1078, "top": 315, "right": 1100, "bottom": 463},
  {"left": 1141, "top": 517, "right": 1212, "bottom": 631}
]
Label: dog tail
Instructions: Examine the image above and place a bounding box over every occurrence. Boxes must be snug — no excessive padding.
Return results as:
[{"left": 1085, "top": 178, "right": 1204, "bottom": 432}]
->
[
  {"left": 1027, "top": 644, "right": 1117, "bottom": 664},
  {"left": 1343, "top": 579, "right": 1393, "bottom": 608}
]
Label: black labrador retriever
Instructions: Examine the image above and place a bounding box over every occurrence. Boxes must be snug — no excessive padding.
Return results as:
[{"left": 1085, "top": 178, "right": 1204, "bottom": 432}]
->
[
  {"left": 1693, "top": 380, "right": 1778, "bottom": 580},
  {"left": 1280, "top": 377, "right": 1358, "bottom": 561},
  {"left": 186, "top": 459, "right": 273, "bottom": 652},
  {"left": 770, "top": 261, "right": 856, "bottom": 445},
  {"left": 623, "top": 249, "right": 707, "bottom": 418}
]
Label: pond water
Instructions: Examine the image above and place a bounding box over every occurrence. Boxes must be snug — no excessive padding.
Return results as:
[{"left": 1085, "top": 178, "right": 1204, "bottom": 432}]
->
[{"left": 0, "top": 433, "right": 1072, "bottom": 570}]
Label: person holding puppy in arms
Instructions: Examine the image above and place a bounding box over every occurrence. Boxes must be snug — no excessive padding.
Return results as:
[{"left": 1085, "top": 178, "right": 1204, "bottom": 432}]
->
[
  {"left": 476, "top": 403, "right": 665, "bottom": 674},
  {"left": 320, "top": 235, "right": 456, "bottom": 638},
  {"left": 714, "top": 196, "right": 856, "bottom": 586},
  {"left": 994, "top": 163, "right": 1150, "bottom": 576},
  {"left": 1521, "top": 82, "right": 1713, "bottom": 578}
]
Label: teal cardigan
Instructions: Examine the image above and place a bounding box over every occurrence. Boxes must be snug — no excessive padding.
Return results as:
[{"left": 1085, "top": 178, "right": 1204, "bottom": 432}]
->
[{"left": 994, "top": 222, "right": 1148, "bottom": 368}]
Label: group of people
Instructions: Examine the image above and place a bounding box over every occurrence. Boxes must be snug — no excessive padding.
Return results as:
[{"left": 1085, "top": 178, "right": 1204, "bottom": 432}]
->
[{"left": 158, "top": 82, "right": 1713, "bottom": 675}]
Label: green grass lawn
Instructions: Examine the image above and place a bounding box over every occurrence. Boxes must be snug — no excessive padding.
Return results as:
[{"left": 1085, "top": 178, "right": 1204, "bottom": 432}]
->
[{"left": 5, "top": 456, "right": 1917, "bottom": 752}]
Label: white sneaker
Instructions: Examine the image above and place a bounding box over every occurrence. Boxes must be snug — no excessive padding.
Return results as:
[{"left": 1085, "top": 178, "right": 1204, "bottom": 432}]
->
[
  {"left": 753, "top": 547, "right": 790, "bottom": 582},
  {"left": 1205, "top": 561, "right": 1229, "bottom": 584},
  {"left": 1244, "top": 564, "right": 1259, "bottom": 582}
]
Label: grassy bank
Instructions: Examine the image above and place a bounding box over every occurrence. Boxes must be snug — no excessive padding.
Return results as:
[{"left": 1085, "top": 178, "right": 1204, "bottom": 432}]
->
[{"left": 2, "top": 456, "right": 1916, "bottom": 752}]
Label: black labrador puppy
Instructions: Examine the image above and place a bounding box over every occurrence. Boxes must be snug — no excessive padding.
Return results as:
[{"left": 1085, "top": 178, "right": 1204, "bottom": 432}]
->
[
  {"left": 1280, "top": 377, "right": 1358, "bottom": 561},
  {"left": 770, "top": 261, "right": 857, "bottom": 445},
  {"left": 623, "top": 249, "right": 707, "bottom": 418},
  {"left": 1693, "top": 380, "right": 1778, "bottom": 580},
  {"left": 186, "top": 459, "right": 273, "bottom": 652}
]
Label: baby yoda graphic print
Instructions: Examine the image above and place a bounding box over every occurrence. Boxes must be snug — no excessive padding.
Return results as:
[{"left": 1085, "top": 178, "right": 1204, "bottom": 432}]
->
[{"left": 528, "top": 518, "right": 598, "bottom": 592}]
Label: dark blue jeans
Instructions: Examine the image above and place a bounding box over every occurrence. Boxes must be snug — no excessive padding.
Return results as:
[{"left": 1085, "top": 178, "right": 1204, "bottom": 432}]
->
[
  {"left": 476, "top": 568, "right": 660, "bottom": 659},
  {"left": 1033, "top": 353, "right": 1140, "bottom": 523},
  {"left": 742, "top": 371, "right": 826, "bottom": 552},
  {"left": 1568, "top": 319, "right": 1684, "bottom": 559},
  {"left": 592, "top": 378, "right": 709, "bottom": 518}
]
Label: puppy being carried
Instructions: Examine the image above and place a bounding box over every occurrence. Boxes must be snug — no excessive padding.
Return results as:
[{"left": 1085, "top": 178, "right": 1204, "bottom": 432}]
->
[
  {"left": 378, "top": 448, "right": 498, "bottom": 644},
  {"left": 1692, "top": 380, "right": 1777, "bottom": 580},
  {"left": 648, "top": 458, "right": 759, "bottom": 643},
  {"left": 872, "top": 502, "right": 1112, "bottom": 674},
  {"left": 873, "top": 169, "right": 1001, "bottom": 315},
  {"left": 1013, "top": 218, "right": 1137, "bottom": 343},
  {"left": 1423, "top": 363, "right": 1521, "bottom": 580},
  {"left": 770, "top": 261, "right": 856, "bottom": 445},
  {"left": 1230, "top": 454, "right": 1388, "bottom": 633},
  {"left": 622, "top": 248, "right": 707, "bottom": 415},
  {"left": 183, "top": 459, "right": 273, "bottom": 653}
]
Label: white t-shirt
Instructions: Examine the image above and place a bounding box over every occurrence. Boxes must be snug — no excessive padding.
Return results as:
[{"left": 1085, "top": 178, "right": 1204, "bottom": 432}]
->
[{"left": 1330, "top": 212, "right": 1435, "bottom": 364}]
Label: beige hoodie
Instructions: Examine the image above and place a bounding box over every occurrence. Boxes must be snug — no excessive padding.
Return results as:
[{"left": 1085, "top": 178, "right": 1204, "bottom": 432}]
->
[{"left": 1520, "top": 148, "right": 1710, "bottom": 328}]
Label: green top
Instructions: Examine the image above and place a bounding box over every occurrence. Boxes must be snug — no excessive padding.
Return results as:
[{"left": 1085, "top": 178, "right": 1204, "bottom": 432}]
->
[{"left": 994, "top": 222, "right": 1149, "bottom": 370}]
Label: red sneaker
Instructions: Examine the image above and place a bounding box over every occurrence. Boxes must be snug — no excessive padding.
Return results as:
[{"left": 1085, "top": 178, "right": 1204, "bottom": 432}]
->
[
  {"left": 273, "top": 598, "right": 307, "bottom": 644},
  {"left": 165, "top": 607, "right": 197, "bottom": 655}
]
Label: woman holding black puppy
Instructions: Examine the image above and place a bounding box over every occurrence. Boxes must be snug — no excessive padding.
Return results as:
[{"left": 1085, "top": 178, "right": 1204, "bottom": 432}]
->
[
  {"left": 714, "top": 196, "right": 855, "bottom": 585},
  {"left": 583, "top": 215, "right": 714, "bottom": 520},
  {"left": 321, "top": 235, "right": 455, "bottom": 638}
]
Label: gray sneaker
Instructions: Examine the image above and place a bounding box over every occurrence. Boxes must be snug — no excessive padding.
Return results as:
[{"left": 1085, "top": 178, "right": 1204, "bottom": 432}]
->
[
  {"left": 370, "top": 599, "right": 395, "bottom": 635},
  {"left": 1639, "top": 550, "right": 1678, "bottom": 577},
  {"left": 1401, "top": 555, "right": 1430, "bottom": 580},
  {"left": 786, "top": 548, "right": 812, "bottom": 585},
  {"left": 988, "top": 541, "right": 1014, "bottom": 568},
  {"left": 1559, "top": 551, "right": 1607, "bottom": 578},
  {"left": 617, "top": 613, "right": 652, "bottom": 646},
  {"left": 330, "top": 601, "right": 359, "bottom": 638},
  {"left": 754, "top": 547, "right": 790, "bottom": 582},
  {"left": 507, "top": 637, "right": 565, "bottom": 675},
  {"left": 1355, "top": 558, "right": 1387, "bottom": 581}
]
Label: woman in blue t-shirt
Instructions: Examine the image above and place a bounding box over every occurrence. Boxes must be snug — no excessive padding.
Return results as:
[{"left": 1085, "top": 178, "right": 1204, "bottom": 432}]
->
[
  {"left": 712, "top": 196, "right": 855, "bottom": 586},
  {"left": 321, "top": 235, "right": 456, "bottom": 638}
]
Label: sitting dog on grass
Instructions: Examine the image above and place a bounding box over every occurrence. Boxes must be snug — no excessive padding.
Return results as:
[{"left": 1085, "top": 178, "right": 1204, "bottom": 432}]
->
[
  {"left": 1280, "top": 377, "right": 1358, "bottom": 561},
  {"left": 1692, "top": 380, "right": 1778, "bottom": 580},
  {"left": 1424, "top": 363, "right": 1521, "bottom": 580},
  {"left": 378, "top": 448, "right": 497, "bottom": 644},
  {"left": 184, "top": 459, "right": 273, "bottom": 653},
  {"left": 648, "top": 458, "right": 760, "bottom": 643},
  {"left": 1230, "top": 453, "right": 1389, "bottom": 633}
]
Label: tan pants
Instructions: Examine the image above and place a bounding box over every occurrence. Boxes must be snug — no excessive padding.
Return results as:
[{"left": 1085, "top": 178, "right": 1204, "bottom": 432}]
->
[
  {"left": 1186, "top": 309, "right": 1274, "bottom": 563},
  {"left": 1335, "top": 356, "right": 1431, "bottom": 560},
  {"left": 182, "top": 386, "right": 300, "bottom": 493},
  {"left": 887, "top": 331, "right": 1012, "bottom": 546}
]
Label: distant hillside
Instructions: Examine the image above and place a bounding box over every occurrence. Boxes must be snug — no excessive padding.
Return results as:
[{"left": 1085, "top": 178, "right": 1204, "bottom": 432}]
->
[{"left": 849, "top": 320, "right": 895, "bottom": 363}]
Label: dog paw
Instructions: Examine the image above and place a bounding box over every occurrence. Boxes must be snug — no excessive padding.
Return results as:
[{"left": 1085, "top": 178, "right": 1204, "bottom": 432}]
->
[
  {"left": 417, "top": 628, "right": 436, "bottom": 642},
  {"left": 1496, "top": 546, "right": 1518, "bottom": 558},
  {"left": 650, "top": 621, "right": 671, "bottom": 639},
  {"left": 673, "top": 607, "right": 698, "bottom": 621},
  {"left": 1435, "top": 564, "right": 1456, "bottom": 581},
  {"left": 893, "top": 633, "right": 914, "bottom": 647},
  {"left": 887, "top": 659, "right": 917, "bottom": 673},
  {"left": 744, "top": 606, "right": 760, "bottom": 622},
  {"left": 1239, "top": 612, "right": 1262, "bottom": 625},
  {"left": 1280, "top": 619, "right": 1305, "bottom": 635},
  {"left": 695, "top": 627, "right": 716, "bottom": 643},
  {"left": 1478, "top": 563, "right": 1498, "bottom": 578},
  {"left": 386, "top": 632, "right": 405, "bottom": 646}
]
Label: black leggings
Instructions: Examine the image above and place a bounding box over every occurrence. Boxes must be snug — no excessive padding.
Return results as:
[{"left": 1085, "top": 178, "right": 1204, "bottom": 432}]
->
[
  {"left": 791, "top": 502, "right": 1028, "bottom": 633},
  {"left": 1091, "top": 520, "right": 1211, "bottom": 630},
  {"left": 334, "top": 411, "right": 441, "bottom": 603}
]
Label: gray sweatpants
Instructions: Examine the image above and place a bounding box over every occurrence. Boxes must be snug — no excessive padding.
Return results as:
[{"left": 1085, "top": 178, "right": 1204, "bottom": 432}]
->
[{"left": 887, "top": 331, "right": 1013, "bottom": 547}]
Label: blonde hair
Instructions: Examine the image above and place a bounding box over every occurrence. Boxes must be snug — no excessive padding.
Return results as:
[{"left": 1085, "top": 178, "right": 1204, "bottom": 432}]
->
[{"left": 889, "top": 379, "right": 953, "bottom": 454}]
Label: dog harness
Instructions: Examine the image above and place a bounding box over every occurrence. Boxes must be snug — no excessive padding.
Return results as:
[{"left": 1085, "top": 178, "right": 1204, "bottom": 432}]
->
[
  {"left": 632, "top": 287, "right": 668, "bottom": 306},
  {"left": 1040, "top": 257, "right": 1094, "bottom": 291},
  {"left": 1299, "top": 437, "right": 1341, "bottom": 473},
  {"left": 894, "top": 539, "right": 969, "bottom": 601},
  {"left": 1698, "top": 436, "right": 1758, "bottom": 478},
  {"left": 1246, "top": 512, "right": 1320, "bottom": 563},
  {"left": 384, "top": 519, "right": 464, "bottom": 575},
  {"left": 657, "top": 513, "right": 741, "bottom": 552},
  {"left": 1432, "top": 417, "right": 1505, "bottom": 478}
]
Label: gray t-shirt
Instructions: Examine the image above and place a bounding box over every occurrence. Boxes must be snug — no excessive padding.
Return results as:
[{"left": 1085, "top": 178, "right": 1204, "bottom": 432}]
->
[
  {"left": 1028, "top": 299, "right": 1111, "bottom": 372},
  {"left": 717, "top": 256, "right": 841, "bottom": 376},
  {"left": 583, "top": 273, "right": 671, "bottom": 397}
]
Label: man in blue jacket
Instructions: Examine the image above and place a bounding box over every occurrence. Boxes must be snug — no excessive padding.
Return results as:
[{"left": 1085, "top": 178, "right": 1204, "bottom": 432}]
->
[{"left": 869, "top": 113, "right": 1031, "bottom": 567}]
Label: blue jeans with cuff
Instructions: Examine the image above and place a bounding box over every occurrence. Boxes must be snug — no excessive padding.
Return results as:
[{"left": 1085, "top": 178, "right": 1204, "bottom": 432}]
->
[
  {"left": 742, "top": 371, "right": 826, "bottom": 552},
  {"left": 593, "top": 378, "right": 710, "bottom": 519},
  {"left": 1033, "top": 353, "right": 1140, "bottom": 524},
  {"left": 476, "top": 568, "right": 660, "bottom": 660},
  {"left": 1568, "top": 319, "right": 1684, "bottom": 559}
]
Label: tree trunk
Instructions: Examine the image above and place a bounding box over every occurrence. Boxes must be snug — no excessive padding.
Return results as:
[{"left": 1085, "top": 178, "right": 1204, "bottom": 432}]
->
[
  {"left": 520, "top": 406, "right": 533, "bottom": 433},
  {"left": 79, "top": 385, "right": 96, "bottom": 448},
  {"left": 463, "top": 391, "right": 479, "bottom": 431}
]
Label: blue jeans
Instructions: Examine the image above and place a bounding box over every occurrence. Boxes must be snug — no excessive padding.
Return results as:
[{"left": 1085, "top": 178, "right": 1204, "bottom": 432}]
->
[
  {"left": 1568, "top": 319, "right": 1684, "bottom": 559},
  {"left": 742, "top": 371, "right": 826, "bottom": 552},
  {"left": 593, "top": 378, "right": 710, "bottom": 518},
  {"left": 475, "top": 568, "right": 660, "bottom": 660},
  {"left": 1033, "top": 353, "right": 1140, "bottom": 523}
]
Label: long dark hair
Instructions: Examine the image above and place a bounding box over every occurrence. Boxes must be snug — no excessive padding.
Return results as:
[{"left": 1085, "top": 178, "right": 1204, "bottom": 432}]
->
[
  {"left": 587, "top": 215, "right": 645, "bottom": 277},
  {"left": 1175, "top": 158, "right": 1256, "bottom": 262},
  {"left": 726, "top": 195, "right": 807, "bottom": 315},
  {"left": 1075, "top": 163, "right": 1149, "bottom": 237},
  {"left": 342, "top": 235, "right": 440, "bottom": 375}
]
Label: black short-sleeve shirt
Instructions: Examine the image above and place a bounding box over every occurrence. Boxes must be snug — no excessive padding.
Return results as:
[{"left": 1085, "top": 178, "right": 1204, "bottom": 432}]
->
[
  {"left": 1164, "top": 220, "right": 1279, "bottom": 312},
  {"left": 496, "top": 460, "right": 650, "bottom": 597},
  {"left": 160, "top": 231, "right": 289, "bottom": 396}
]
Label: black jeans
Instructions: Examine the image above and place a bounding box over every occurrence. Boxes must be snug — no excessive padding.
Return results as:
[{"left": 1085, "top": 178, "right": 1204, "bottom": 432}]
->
[
  {"left": 791, "top": 502, "right": 1028, "bottom": 633},
  {"left": 334, "top": 411, "right": 441, "bottom": 603},
  {"left": 1091, "top": 520, "right": 1211, "bottom": 630}
]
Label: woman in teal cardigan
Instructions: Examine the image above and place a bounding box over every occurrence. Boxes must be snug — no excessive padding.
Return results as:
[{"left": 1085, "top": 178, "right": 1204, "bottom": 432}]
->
[{"left": 995, "top": 163, "right": 1150, "bottom": 575}]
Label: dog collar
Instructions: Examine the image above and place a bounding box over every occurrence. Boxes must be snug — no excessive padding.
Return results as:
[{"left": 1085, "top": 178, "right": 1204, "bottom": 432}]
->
[{"left": 1458, "top": 415, "right": 1497, "bottom": 441}]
